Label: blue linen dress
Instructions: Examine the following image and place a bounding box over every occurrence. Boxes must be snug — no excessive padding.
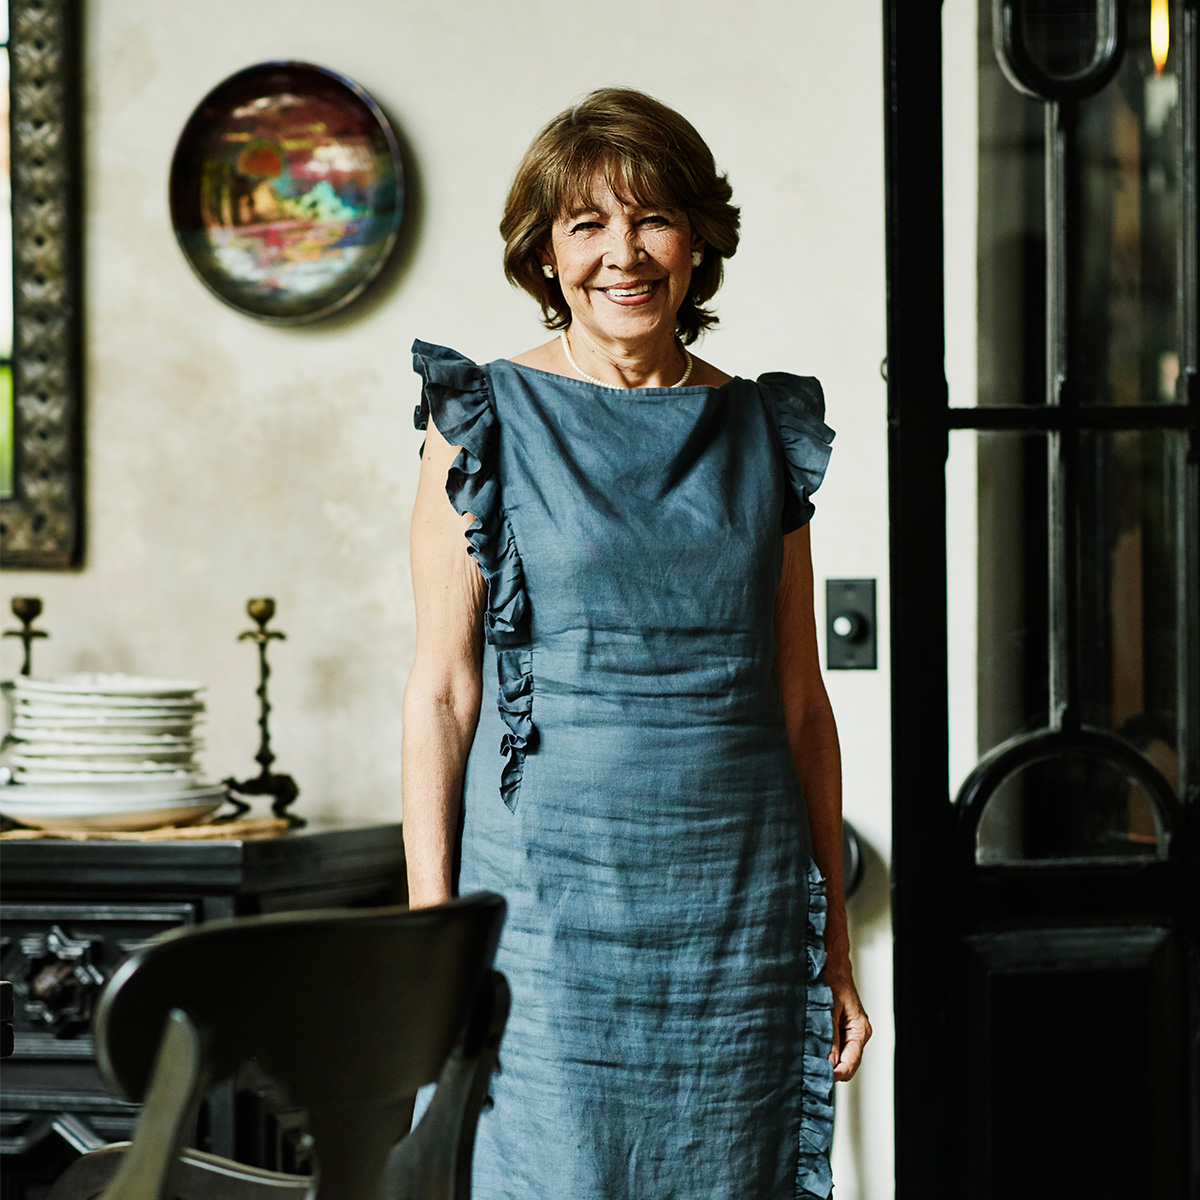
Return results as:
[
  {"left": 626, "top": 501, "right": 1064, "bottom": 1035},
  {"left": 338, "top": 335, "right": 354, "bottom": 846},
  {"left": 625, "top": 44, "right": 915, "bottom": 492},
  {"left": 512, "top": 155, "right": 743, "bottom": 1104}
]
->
[{"left": 412, "top": 341, "right": 837, "bottom": 1200}]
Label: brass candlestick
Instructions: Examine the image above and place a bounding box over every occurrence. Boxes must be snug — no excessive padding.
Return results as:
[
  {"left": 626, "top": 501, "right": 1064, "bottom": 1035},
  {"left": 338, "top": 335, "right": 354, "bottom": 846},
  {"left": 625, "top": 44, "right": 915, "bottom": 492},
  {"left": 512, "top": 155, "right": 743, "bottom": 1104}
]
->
[
  {"left": 5, "top": 597, "right": 49, "bottom": 676},
  {"left": 224, "top": 598, "right": 303, "bottom": 826}
]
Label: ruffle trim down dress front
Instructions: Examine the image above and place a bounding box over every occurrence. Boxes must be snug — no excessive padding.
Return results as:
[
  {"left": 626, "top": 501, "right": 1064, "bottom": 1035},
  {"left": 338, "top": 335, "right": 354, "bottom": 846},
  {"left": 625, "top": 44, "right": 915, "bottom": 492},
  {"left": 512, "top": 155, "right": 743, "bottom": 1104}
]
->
[
  {"left": 413, "top": 340, "right": 837, "bottom": 1199},
  {"left": 414, "top": 344, "right": 535, "bottom": 811}
]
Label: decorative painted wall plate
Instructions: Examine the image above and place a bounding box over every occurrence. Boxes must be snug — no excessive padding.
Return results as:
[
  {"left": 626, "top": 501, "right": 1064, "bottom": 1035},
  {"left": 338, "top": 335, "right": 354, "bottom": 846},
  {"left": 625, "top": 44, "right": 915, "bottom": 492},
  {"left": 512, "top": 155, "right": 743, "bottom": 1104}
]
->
[{"left": 169, "top": 62, "right": 404, "bottom": 323}]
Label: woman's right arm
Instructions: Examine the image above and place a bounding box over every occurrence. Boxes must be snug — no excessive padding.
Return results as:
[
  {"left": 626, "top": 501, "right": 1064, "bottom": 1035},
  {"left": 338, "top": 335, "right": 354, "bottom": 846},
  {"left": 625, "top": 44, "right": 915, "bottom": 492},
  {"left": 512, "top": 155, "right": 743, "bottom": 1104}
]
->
[{"left": 402, "top": 417, "right": 486, "bottom": 908}]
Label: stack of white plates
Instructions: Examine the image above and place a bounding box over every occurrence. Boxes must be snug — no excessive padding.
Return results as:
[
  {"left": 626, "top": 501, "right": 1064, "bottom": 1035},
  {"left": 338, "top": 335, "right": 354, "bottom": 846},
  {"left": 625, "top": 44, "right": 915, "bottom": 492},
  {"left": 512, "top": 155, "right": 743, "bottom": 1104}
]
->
[{"left": 1, "top": 674, "right": 227, "bottom": 830}]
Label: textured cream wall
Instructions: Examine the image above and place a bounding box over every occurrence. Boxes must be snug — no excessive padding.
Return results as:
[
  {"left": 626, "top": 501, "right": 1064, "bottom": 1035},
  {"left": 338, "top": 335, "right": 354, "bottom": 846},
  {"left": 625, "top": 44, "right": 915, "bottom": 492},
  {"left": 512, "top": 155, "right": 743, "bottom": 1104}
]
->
[{"left": 3, "top": 3, "right": 894, "bottom": 1193}]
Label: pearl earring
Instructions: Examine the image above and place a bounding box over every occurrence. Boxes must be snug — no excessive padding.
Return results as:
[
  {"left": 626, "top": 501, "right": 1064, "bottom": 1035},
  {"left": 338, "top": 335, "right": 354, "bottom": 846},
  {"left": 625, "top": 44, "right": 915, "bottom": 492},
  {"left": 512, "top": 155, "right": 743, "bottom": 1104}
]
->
[
  {"left": 542, "top": 264, "right": 557, "bottom": 279},
  {"left": 691, "top": 250, "right": 703, "bottom": 267}
]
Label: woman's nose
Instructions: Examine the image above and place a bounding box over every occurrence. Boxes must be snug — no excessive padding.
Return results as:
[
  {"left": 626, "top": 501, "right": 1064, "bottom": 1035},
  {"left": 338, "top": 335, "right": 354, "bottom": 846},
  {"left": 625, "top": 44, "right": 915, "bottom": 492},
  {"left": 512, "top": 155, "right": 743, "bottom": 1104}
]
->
[{"left": 604, "top": 227, "right": 645, "bottom": 270}]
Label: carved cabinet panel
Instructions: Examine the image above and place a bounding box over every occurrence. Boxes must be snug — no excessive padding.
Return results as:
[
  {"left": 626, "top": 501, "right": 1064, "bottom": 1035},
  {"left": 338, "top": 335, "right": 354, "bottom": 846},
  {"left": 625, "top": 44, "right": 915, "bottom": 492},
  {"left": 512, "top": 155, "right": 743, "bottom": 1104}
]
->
[
  {"left": 0, "top": 903, "right": 197, "bottom": 1188},
  {"left": 0, "top": 823, "right": 406, "bottom": 1196}
]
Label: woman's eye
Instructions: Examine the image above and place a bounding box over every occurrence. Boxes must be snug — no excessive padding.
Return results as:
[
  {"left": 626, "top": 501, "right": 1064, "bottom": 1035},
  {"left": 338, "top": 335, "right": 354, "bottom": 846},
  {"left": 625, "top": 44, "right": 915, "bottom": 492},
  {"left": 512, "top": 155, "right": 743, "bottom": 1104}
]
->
[
  {"left": 639, "top": 215, "right": 670, "bottom": 227},
  {"left": 570, "top": 221, "right": 602, "bottom": 233}
]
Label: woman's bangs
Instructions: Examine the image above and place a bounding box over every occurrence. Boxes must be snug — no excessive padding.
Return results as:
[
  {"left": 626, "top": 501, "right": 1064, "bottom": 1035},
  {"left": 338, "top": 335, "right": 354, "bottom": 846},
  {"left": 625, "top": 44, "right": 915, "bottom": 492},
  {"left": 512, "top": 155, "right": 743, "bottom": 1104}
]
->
[
  {"left": 608, "top": 153, "right": 681, "bottom": 211},
  {"left": 551, "top": 145, "right": 681, "bottom": 219}
]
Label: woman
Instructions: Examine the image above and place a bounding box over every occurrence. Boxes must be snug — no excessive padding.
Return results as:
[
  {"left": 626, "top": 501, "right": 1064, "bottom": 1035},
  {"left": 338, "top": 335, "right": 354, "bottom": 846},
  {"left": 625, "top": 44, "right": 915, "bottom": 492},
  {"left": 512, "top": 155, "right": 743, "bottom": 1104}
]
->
[{"left": 404, "top": 87, "right": 870, "bottom": 1200}]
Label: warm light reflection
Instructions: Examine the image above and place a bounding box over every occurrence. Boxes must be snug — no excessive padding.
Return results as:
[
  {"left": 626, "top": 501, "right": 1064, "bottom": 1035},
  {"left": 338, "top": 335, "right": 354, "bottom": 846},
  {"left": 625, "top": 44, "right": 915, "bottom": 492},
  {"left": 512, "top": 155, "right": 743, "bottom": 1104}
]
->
[{"left": 1151, "top": 0, "right": 1170, "bottom": 75}]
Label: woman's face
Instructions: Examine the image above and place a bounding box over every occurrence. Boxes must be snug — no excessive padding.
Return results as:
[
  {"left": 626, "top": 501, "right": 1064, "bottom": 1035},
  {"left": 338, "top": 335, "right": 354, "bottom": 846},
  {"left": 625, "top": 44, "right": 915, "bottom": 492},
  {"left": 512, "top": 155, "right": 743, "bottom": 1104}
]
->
[{"left": 542, "top": 171, "right": 701, "bottom": 350}]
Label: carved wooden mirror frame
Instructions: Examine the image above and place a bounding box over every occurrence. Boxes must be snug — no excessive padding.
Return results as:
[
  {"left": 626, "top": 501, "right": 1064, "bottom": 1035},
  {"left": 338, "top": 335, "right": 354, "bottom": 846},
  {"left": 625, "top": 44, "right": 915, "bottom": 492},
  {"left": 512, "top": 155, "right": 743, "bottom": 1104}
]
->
[{"left": 1, "top": 0, "right": 81, "bottom": 567}]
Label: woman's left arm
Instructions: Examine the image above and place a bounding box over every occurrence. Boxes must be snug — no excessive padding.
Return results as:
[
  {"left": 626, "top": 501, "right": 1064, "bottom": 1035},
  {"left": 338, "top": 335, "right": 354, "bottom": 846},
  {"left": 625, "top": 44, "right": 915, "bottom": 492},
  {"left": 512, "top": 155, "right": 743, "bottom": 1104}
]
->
[{"left": 775, "top": 524, "right": 872, "bottom": 1082}]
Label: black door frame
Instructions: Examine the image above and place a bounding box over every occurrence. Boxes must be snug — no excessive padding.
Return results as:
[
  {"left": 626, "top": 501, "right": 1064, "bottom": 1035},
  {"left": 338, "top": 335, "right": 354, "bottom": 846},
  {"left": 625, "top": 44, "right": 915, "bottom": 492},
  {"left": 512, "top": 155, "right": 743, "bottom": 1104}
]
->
[
  {"left": 883, "top": 3, "right": 1200, "bottom": 1196},
  {"left": 883, "top": 5, "right": 953, "bottom": 1193}
]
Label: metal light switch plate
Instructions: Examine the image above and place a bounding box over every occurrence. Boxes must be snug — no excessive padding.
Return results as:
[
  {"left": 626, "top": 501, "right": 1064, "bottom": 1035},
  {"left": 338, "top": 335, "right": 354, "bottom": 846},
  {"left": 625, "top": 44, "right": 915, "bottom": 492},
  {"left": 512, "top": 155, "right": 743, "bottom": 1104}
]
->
[{"left": 825, "top": 579, "right": 877, "bottom": 670}]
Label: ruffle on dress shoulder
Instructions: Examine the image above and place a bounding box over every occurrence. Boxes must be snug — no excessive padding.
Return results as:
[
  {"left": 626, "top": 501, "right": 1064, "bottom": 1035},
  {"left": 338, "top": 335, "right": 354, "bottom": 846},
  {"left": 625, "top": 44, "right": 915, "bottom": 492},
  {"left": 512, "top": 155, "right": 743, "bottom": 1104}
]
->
[
  {"left": 758, "top": 374, "right": 835, "bottom": 534},
  {"left": 797, "top": 856, "right": 836, "bottom": 1199},
  {"left": 412, "top": 340, "right": 535, "bottom": 811}
]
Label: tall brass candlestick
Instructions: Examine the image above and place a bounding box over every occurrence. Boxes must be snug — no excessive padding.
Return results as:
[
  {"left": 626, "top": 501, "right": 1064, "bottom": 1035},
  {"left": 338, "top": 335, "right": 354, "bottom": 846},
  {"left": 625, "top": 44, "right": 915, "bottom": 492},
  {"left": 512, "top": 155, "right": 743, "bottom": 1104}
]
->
[
  {"left": 225, "top": 598, "right": 303, "bottom": 826},
  {"left": 4, "top": 597, "right": 48, "bottom": 676}
]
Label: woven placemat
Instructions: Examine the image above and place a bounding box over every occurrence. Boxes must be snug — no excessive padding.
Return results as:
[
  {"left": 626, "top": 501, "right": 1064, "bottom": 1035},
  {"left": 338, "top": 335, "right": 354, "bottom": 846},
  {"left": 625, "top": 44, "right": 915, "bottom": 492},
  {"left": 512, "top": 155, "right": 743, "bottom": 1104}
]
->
[{"left": 0, "top": 816, "right": 291, "bottom": 842}]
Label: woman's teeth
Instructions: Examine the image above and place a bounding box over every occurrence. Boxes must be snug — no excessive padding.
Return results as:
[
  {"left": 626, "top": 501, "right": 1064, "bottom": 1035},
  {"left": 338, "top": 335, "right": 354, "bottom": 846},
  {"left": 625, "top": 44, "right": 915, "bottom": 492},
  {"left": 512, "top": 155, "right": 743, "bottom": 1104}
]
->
[{"left": 605, "top": 283, "right": 654, "bottom": 297}]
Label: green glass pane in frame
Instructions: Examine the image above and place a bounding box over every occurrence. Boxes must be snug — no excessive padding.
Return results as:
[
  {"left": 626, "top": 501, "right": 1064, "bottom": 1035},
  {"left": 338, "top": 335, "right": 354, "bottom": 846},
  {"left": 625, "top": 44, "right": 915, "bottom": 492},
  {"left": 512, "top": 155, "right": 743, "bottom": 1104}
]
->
[{"left": 0, "top": 363, "right": 13, "bottom": 499}]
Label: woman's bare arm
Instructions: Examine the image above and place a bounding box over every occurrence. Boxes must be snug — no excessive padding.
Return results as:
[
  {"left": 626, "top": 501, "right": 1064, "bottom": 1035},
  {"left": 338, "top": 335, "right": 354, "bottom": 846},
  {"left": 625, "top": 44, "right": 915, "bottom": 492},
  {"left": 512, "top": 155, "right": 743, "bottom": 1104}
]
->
[
  {"left": 775, "top": 524, "right": 872, "bottom": 1081},
  {"left": 402, "top": 417, "right": 487, "bottom": 908}
]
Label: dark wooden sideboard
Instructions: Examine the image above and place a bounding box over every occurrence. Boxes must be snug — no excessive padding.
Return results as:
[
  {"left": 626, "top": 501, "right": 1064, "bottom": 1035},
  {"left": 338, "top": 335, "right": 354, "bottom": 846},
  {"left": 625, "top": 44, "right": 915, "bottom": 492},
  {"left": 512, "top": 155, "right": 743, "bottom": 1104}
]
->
[{"left": 0, "top": 822, "right": 406, "bottom": 1197}]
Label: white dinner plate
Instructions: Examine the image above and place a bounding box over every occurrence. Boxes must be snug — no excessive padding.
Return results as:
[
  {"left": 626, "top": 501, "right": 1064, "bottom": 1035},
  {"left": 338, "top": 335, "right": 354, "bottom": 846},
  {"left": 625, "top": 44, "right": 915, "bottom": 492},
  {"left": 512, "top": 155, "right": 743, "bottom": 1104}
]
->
[
  {"left": 5, "top": 729, "right": 199, "bottom": 747},
  {"left": 11, "top": 806, "right": 222, "bottom": 831},
  {"left": 9, "top": 770, "right": 204, "bottom": 792},
  {"left": 11, "top": 744, "right": 200, "bottom": 761},
  {"left": 13, "top": 674, "right": 205, "bottom": 698},
  {"left": 14, "top": 696, "right": 205, "bottom": 710},
  {"left": 14, "top": 702, "right": 204, "bottom": 721},
  {"left": 12, "top": 755, "right": 197, "bottom": 772},
  {"left": 1, "top": 782, "right": 228, "bottom": 806},
  {"left": 0, "top": 781, "right": 228, "bottom": 830},
  {"left": 0, "top": 799, "right": 225, "bottom": 831},
  {"left": 13, "top": 690, "right": 204, "bottom": 710},
  {"left": 12, "top": 717, "right": 199, "bottom": 734}
]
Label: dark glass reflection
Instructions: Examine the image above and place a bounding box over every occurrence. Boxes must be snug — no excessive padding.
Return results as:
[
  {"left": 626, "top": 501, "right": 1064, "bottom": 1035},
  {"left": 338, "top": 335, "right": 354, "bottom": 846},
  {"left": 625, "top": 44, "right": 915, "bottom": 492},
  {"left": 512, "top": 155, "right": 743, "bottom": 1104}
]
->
[
  {"left": 972, "top": 427, "right": 1184, "bottom": 747},
  {"left": 1076, "top": 429, "right": 1183, "bottom": 769},
  {"left": 977, "top": 0, "right": 1183, "bottom": 407},
  {"left": 1018, "top": 2, "right": 1101, "bottom": 80},
  {"left": 974, "top": 432, "right": 1050, "bottom": 754},
  {"left": 1074, "top": 2, "right": 1182, "bottom": 407},
  {"left": 975, "top": 754, "right": 1165, "bottom": 863}
]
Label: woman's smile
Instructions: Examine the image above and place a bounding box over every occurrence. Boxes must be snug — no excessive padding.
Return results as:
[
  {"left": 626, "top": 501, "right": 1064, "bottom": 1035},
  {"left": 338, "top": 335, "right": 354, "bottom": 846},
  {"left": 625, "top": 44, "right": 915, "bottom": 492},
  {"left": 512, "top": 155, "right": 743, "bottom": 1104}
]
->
[{"left": 596, "top": 279, "right": 662, "bottom": 304}]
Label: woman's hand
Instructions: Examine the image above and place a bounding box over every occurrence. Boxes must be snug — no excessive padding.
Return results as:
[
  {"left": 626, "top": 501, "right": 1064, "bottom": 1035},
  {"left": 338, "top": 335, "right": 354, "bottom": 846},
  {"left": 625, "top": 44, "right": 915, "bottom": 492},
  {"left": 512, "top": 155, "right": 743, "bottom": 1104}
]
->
[{"left": 826, "top": 957, "right": 872, "bottom": 1082}]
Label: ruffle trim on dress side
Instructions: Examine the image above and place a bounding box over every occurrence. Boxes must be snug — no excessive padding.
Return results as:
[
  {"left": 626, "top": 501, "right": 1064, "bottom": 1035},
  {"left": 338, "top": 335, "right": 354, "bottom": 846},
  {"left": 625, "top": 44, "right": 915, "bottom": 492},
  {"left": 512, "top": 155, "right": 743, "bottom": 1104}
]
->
[
  {"left": 412, "top": 340, "right": 535, "bottom": 811},
  {"left": 758, "top": 374, "right": 835, "bottom": 535},
  {"left": 797, "top": 856, "right": 836, "bottom": 1200}
]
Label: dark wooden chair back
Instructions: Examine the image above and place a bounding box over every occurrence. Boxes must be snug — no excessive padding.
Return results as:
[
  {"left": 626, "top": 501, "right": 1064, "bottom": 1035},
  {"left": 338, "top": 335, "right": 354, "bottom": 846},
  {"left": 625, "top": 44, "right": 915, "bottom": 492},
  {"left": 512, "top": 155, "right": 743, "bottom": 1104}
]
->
[{"left": 48, "top": 892, "right": 507, "bottom": 1200}]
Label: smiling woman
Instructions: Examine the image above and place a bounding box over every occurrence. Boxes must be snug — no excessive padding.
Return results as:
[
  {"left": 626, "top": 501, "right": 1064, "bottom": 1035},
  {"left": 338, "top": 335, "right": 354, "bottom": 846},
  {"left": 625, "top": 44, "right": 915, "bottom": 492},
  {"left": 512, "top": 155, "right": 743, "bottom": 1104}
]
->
[
  {"left": 539, "top": 186, "right": 700, "bottom": 386},
  {"left": 501, "top": 88, "right": 738, "bottom": 349},
  {"left": 403, "top": 87, "right": 868, "bottom": 1200}
]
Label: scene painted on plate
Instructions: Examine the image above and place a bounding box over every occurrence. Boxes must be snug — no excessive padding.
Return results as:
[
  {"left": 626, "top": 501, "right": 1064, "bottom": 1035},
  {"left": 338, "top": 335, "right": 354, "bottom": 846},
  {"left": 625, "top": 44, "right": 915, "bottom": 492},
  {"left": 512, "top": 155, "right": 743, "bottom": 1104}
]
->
[{"left": 171, "top": 65, "right": 402, "bottom": 322}]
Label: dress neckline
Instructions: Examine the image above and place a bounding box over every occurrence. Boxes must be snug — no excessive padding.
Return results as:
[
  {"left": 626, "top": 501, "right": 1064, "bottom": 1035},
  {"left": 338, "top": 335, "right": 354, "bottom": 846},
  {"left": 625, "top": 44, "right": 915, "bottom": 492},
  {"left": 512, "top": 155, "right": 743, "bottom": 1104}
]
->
[{"left": 498, "top": 356, "right": 739, "bottom": 398}]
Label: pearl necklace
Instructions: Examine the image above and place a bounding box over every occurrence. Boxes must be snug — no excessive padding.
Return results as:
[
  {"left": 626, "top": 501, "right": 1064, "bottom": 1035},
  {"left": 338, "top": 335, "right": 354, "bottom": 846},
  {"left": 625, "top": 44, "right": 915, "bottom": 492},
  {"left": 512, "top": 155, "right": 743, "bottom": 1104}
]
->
[{"left": 559, "top": 330, "right": 693, "bottom": 389}]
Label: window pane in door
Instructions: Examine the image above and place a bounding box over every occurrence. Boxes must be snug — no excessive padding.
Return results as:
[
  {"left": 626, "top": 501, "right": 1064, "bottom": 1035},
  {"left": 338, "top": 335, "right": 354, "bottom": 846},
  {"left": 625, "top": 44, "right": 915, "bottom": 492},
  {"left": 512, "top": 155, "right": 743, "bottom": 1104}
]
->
[
  {"left": 1073, "top": 1, "right": 1184, "bottom": 408},
  {"left": 948, "top": 429, "right": 1051, "bottom": 801},
  {"left": 974, "top": 2, "right": 1046, "bottom": 410},
  {"left": 950, "top": 426, "right": 1186, "bottom": 810},
  {"left": 975, "top": 752, "right": 1167, "bottom": 864},
  {"left": 1076, "top": 428, "right": 1184, "bottom": 794},
  {"left": 971, "top": 0, "right": 1184, "bottom": 409}
]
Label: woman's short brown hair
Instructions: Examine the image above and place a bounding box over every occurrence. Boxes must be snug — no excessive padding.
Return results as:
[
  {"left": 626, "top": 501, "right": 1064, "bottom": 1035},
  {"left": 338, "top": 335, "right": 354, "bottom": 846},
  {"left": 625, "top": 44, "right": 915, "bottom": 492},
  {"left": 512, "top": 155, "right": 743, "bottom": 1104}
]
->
[{"left": 501, "top": 88, "right": 740, "bottom": 346}]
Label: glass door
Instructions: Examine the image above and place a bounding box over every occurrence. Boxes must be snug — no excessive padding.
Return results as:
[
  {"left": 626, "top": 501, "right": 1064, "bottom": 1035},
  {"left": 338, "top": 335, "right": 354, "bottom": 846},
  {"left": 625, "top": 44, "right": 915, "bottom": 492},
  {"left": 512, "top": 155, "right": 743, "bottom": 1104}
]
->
[{"left": 886, "top": 2, "right": 1198, "bottom": 1196}]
